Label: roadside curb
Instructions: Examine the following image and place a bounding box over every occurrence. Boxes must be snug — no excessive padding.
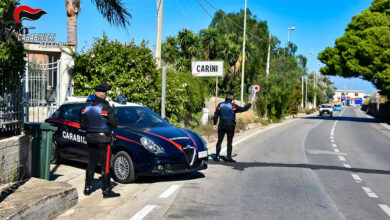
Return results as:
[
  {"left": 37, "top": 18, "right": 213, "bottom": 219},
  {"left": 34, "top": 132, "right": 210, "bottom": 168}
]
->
[{"left": 0, "top": 177, "right": 78, "bottom": 220}]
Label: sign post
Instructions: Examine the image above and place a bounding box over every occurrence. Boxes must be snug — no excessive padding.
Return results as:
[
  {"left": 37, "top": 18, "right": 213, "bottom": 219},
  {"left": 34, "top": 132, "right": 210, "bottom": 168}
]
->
[
  {"left": 161, "top": 66, "right": 166, "bottom": 118},
  {"left": 192, "top": 61, "right": 224, "bottom": 109}
]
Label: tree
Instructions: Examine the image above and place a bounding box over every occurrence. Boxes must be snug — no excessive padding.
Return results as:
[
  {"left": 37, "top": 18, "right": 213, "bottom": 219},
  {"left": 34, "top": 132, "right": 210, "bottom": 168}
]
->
[
  {"left": 199, "top": 27, "right": 219, "bottom": 60},
  {"left": 65, "top": 0, "right": 131, "bottom": 47},
  {"left": 72, "top": 35, "right": 206, "bottom": 126},
  {"left": 161, "top": 36, "right": 179, "bottom": 67},
  {"left": 0, "top": 0, "right": 25, "bottom": 91},
  {"left": 318, "top": 0, "right": 390, "bottom": 97}
]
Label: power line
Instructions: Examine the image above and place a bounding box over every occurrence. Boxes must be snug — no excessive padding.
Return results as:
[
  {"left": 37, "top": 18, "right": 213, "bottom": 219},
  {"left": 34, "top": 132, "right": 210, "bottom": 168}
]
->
[
  {"left": 195, "top": 0, "right": 213, "bottom": 18},
  {"left": 202, "top": 0, "right": 265, "bottom": 42}
]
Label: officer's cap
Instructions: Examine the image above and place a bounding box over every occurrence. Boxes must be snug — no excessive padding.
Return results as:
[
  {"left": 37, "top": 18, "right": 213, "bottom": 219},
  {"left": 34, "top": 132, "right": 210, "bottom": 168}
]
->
[
  {"left": 94, "top": 82, "right": 111, "bottom": 92},
  {"left": 226, "top": 90, "right": 234, "bottom": 95}
]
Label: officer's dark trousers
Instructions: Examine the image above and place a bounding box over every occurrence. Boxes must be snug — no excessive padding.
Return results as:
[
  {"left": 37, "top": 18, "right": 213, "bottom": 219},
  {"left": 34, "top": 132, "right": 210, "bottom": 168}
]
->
[
  {"left": 85, "top": 134, "right": 112, "bottom": 190},
  {"left": 216, "top": 127, "right": 235, "bottom": 158}
]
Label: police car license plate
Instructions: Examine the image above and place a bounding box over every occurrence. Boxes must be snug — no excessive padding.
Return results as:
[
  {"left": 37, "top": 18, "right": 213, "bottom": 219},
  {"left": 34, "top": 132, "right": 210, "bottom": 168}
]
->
[{"left": 198, "top": 150, "right": 208, "bottom": 158}]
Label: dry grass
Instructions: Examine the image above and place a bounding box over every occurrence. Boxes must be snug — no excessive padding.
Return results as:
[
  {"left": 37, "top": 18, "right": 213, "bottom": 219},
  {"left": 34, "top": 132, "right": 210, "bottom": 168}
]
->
[{"left": 236, "top": 109, "right": 256, "bottom": 124}]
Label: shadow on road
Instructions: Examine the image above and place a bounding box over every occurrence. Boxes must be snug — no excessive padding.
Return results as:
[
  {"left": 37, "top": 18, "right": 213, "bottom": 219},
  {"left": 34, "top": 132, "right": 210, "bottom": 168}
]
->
[
  {"left": 136, "top": 171, "right": 205, "bottom": 184},
  {"left": 303, "top": 116, "right": 379, "bottom": 123},
  {"left": 208, "top": 161, "right": 390, "bottom": 175}
]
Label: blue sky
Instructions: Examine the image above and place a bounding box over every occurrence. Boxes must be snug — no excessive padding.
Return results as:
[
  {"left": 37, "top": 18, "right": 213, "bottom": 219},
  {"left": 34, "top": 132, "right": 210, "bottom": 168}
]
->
[{"left": 20, "top": 0, "right": 376, "bottom": 94}]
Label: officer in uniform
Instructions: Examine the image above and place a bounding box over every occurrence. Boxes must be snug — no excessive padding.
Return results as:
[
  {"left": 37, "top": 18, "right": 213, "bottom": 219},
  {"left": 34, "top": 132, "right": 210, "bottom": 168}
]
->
[
  {"left": 213, "top": 90, "right": 254, "bottom": 162},
  {"left": 80, "top": 82, "right": 120, "bottom": 198}
]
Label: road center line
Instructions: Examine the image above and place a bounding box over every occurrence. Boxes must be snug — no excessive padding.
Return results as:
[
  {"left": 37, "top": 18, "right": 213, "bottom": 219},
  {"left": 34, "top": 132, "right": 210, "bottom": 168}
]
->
[
  {"left": 338, "top": 156, "right": 346, "bottom": 161},
  {"left": 351, "top": 174, "right": 362, "bottom": 183},
  {"left": 159, "top": 185, "right": 180, "bottom": 198},
  {"left": 379, "top": 204, "right": 390, "bottom": 217},
  {"left": 334, "top": 149, "right": 340, "bottom": 153},
  {"left": 332, "top": 143, "right": 337, "bottom": 148},
  {"left": 362, "top": 187, "right": 378, "bottom": 198},
  {"left": 129, "top": 205, "right": 157, "bottom": 220},
  {"left": 343, "top": 164, "right": 351, "bottom": 168}
]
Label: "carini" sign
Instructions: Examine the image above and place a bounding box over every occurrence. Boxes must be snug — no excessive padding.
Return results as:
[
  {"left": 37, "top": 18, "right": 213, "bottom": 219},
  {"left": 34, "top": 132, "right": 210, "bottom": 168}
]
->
[{"left": 191, "top": 61, "right": 224, "bottom": 77}]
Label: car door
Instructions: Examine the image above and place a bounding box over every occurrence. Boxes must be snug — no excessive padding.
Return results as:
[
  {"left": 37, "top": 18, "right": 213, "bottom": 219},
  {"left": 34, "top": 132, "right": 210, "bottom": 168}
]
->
[{"left": 60, "top": 103, "right": 88, "bottom": 162}]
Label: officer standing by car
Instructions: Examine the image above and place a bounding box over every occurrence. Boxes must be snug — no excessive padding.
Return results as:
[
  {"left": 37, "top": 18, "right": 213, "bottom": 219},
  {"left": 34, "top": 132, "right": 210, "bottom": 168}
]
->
[
  {"left": 80, "top": 82, "right": 120, "bottom": 198},
  {"left": 213, "top": 90, "right": 254, "bottom": 162}
]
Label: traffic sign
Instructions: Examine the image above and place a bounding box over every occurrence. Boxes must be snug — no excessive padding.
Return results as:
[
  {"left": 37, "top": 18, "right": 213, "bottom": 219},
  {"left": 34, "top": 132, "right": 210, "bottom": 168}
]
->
[{"left": 248, "top": 85, "right": 260, "bottom": 94}]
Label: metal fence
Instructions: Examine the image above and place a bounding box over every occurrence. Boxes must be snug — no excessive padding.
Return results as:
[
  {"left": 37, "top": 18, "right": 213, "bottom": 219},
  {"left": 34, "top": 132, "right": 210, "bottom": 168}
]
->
[
  {"left": 0, "top": 72, "right": 24, "bottom": 137},
  {"left": 25, "top": 56, "right": 60, "bottom": 122}
]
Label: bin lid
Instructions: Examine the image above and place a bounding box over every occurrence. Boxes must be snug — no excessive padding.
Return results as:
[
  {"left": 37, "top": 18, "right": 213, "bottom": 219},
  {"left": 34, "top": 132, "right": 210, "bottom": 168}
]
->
[{"left": 24, "top": 122, "right": 58, "bottom": 131}]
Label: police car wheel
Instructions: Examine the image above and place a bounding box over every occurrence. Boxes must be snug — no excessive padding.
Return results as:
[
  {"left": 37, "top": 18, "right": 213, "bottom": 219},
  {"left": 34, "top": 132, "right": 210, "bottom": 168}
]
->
[
  {"left": 51, "top": 139, "right": 61, "bottom": 164},
  {"left": 112, "top": 151, "right": 136, "bottom": 183}
]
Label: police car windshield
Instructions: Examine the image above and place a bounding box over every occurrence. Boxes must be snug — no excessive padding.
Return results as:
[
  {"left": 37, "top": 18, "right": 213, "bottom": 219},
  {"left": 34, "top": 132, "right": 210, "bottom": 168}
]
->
[{"left": 115, "top": 106, "right": 169, "bottom": 128}]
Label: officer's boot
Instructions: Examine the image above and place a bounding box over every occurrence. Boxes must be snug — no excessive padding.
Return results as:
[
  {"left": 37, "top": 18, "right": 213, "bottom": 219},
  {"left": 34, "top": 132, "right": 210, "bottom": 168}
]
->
[
  {"left": 84, "top": 171, "right": 94, "bottom": 196},
  {"left": 102, "top": 173, "right": 120, "bottom": 198},
  {"left": 226, "top": 146, "right": 236, "bottom": 163},
  {"left": 214, "top": 144, "right": 221, "bottom": 162}
]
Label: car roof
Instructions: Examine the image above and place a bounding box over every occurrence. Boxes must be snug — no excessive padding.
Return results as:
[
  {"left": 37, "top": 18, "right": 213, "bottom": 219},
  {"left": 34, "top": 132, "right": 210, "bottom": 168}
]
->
[{"left": 65, "top": 96, "right": 142, "bottom": 107}]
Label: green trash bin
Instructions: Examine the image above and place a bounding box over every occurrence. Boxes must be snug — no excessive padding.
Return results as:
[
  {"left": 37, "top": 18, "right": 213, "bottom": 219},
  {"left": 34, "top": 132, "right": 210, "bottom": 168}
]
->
[{"left": 24, "top": 122, "right": 57, "bottom": 180}]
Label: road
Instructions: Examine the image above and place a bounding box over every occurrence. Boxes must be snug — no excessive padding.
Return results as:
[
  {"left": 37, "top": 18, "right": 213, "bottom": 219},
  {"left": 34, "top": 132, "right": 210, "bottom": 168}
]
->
[{"left": 57, "top": 107, "right": 390, "bottom": 220}]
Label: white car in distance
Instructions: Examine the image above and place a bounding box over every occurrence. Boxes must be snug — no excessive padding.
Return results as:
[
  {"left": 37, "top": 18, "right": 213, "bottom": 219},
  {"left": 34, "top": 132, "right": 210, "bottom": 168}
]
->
[{"left": 319, "top": 104, "right": 333, "bottom": 117}]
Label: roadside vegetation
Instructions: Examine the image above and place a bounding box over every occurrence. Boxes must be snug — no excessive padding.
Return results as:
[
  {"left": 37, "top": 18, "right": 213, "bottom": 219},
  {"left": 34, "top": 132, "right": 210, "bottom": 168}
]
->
[
  {"left": 72, "top": 9, "right": 336, "bottom": 129},
  {"left": 0, "top": 0, "right": 25, "bottom": 91},
  {"left": 318, "top": 0, "right": 390, "bottom": 98}
]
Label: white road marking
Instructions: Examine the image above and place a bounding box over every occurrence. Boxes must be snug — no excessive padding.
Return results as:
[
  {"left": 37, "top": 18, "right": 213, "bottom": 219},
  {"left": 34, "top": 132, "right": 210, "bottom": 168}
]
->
[
  {"left": 338, "top": 156, "right": 346, "bottom": 161},
  {"left": 220, "top": 118, "right": 299, "bottom": 153},
  {"left": 351, "top": 174, "right": 362, "bottom": 183},
  {"left": 359, "top": 108, "right": 390, "bottom": 130},
  {"left": 332, "top": 143, "right": 337, "bottom": 148},
  {"left": 359, "top": 109, "right": 372, "bottom": 119},
  {"left": 334, "top": 149, "right": 340, "bottom": 153},
  {"left": 380, "top": 123, "right": 390, "bottom": 130},
  {"left": 159, "top": 185, "right": 180, "bottom": 198},
  {"left": 379, "top": 204, "right": 390, "bottom": 217},
  {"left": 343, "top": 164, "right": 351, "bottom": 168},
  {"left": 331, "top": 139, "right": 335, "bottom": 143},
  {"left": 362, "top": 187, "right": 378, "bottom": 198},
  {"left": 129, "top": 205, "right": 157, "bottom": 220}
]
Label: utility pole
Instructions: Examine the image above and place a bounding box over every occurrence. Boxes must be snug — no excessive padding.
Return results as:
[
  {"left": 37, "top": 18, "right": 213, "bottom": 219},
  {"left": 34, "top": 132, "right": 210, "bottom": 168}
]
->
[
  {"left": 161, "top": 66, "right": 166, "bottom": 118},
  {"left": 266, "top": 34, "right": 271, "bottom": 77},
  {"left": 313, "top": 72, "right": 317, "bottom": 108},
  {"left": 305, "top": 77, "right": 308, "bottom": 108},
  {"left": 156, "top": 0, "right": 163, "bottom": 68},
  {"left": 240, "top": 0, "right": 247, "bottom": 106},
  {"left": 287, "top": 27, "right": 295, "bottom": 54},
  {"left": 301, "top": 76, "right": 304, "bottom": 108}
]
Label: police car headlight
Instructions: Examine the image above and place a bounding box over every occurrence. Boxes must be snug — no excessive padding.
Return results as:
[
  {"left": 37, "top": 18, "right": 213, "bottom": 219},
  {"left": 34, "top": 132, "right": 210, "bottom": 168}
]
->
[{"left": 140, "top": 137, "right": 165, "bottom": 154}]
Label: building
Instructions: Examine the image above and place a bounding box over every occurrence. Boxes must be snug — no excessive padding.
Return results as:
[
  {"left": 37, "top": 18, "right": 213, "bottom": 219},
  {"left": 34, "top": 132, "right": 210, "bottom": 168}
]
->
[{"left": 333, "top": 90, "right": 365, "bottom": 105}]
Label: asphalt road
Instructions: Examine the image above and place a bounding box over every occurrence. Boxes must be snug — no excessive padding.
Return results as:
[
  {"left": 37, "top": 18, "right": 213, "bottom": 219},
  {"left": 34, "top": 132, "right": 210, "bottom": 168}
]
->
[
  {"left": 57, "top": 107, "right": 390, "bottom": 220},
  {"left": 136, "top": 107, "right": 390, "bottom": 220}
]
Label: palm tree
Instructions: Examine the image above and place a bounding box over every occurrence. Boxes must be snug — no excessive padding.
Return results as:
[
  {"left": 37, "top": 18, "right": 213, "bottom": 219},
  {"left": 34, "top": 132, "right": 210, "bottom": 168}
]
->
[
  {"left": 177, "top": 29, "right": 201, "bottom": 60},
  {"left": 161, "top": 36, "right": 180, "bottom": 67},
  {"left": 199, "top": 27, "right": 219, "bottom": 60},
  {"left": 66, "top": 0, "right": 131, "bottom": 48}
]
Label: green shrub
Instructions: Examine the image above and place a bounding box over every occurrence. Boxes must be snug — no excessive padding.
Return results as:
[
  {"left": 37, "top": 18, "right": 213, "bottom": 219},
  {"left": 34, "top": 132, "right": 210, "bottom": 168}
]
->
[{"left": 72, "top": 35, "right": 206, "bottom": 126}]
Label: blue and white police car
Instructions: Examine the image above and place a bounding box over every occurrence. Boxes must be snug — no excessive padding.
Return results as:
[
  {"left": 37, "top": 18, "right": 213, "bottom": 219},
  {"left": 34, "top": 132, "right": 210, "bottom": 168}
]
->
[{"left": 46, "top": 96, "right": 208, "bottom": 183}]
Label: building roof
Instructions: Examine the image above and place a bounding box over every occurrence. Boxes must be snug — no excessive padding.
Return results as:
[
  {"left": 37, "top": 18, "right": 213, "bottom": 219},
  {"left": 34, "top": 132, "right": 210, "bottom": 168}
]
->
[{"left": 336, "top": 90, "right": 365, "bottom": 93}]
